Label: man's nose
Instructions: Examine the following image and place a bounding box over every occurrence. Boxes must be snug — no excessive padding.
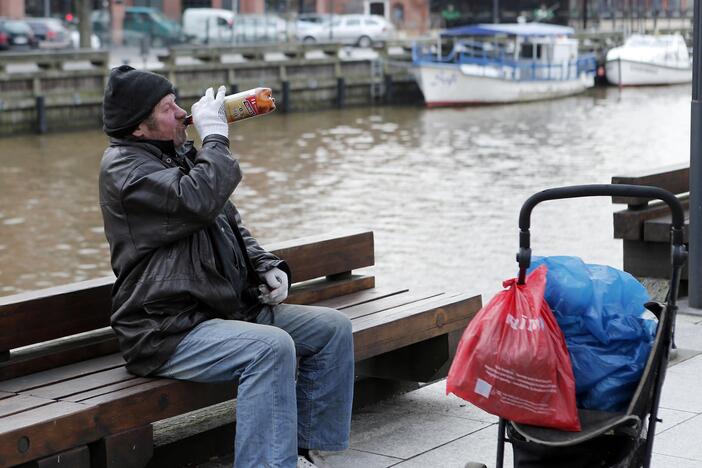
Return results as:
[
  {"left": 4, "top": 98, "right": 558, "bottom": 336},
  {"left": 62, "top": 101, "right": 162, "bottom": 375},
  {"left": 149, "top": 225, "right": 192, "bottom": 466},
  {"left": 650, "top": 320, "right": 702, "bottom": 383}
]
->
[{"left": 175, "top": 105, "right": 187, "bottom": 119}]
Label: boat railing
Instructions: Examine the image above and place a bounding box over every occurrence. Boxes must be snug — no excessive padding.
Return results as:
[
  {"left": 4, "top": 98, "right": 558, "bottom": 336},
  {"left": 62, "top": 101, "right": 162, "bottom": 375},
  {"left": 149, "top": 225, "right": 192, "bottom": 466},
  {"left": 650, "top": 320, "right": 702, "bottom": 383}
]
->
[{"left": 413, "top": 41, "right": 597, "bottom": 82}]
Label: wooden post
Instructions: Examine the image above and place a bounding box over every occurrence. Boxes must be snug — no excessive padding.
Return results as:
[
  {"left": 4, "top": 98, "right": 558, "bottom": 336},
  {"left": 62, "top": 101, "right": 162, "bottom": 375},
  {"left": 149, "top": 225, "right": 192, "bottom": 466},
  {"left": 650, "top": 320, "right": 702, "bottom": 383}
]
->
[
  {"left": 336, "top": 77, "right": 345, "bottom": 108},
  {"left": 383, "top": 74, "right": 393, "bottom": 104},
  {"left": 281, "top": 80, "right": 290, "bottom": 112},
  {"left": 36, "top": 96, "right": 47, "bottom": 134}
]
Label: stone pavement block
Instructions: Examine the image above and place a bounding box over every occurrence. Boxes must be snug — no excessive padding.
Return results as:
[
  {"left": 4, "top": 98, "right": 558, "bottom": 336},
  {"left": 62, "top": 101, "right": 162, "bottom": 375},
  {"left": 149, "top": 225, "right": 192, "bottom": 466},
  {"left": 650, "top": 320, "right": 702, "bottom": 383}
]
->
[
  {"left": 655, "top": 407, "right": 699, "bottom": 435},
  {"left": 350, "top": 405, "right": 489, "bottom": 460},
  {"left": 652, "top": 413, "right": 702, "bottom": 462},
  {"left": 392, "top": 424, "right": 513, "bottom": 468},
  {"left": 650, "top": 453, "right": 702, "bottom": 468},
  {"left": 660, "top": 355, "right": 702, "bottom": 412},
  {"left": 371, "top": 379, "right": 495, "bottom": 423},
  {"left": 673, "top": 312, "right": 702, "bottom": 352},
  {"left": 309, "top": 449, "right": 402, "bottom": 467}
]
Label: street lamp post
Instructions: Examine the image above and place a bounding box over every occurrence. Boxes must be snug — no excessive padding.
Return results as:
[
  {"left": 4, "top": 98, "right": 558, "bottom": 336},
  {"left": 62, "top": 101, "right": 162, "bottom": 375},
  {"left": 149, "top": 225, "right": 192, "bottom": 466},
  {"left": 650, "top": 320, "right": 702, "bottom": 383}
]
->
[
  {"left": 689, "top": 0, "right": 702, "bottom": 307},
  {"left": 493, "top": 0, "right": 499, "bottom": 23}
]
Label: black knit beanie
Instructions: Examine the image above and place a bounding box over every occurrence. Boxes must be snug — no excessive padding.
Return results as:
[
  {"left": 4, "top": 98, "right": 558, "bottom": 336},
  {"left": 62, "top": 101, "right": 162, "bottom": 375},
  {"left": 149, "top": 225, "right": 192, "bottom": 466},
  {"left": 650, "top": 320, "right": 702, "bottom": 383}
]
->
[{"left": 102, "top": 65, "right": 176, "bottom": 137}]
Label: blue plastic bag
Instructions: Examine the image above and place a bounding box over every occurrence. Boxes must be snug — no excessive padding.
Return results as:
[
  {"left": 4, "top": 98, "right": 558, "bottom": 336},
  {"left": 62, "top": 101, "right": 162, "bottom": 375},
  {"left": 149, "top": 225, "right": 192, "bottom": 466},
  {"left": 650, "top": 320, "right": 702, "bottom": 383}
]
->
[{"left": 529, "top": 256, "right": 657, "bottom": 412}]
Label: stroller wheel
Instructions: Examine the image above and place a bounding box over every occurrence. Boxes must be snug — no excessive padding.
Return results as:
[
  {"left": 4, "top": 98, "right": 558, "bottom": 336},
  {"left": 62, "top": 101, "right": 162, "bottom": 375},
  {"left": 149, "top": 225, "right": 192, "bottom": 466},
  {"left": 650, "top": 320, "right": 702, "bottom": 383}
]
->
[{"left": 464, "top": 463, "right": 488, "bottom": 468}]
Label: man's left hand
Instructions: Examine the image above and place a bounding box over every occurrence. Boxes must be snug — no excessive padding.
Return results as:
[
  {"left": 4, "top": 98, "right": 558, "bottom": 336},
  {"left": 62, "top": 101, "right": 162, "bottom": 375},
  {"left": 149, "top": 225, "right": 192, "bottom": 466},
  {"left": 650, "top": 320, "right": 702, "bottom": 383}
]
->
[{"left": 260, "top": 267, "right": 289, "bottom": 305}]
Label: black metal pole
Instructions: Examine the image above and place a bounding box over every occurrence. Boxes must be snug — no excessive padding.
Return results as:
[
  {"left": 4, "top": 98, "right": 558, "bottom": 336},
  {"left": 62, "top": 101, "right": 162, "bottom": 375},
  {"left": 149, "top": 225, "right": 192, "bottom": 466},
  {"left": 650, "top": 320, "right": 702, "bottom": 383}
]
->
[
  {"left": 690, "top": 0, "right": 702, "bottom": 307},
  {"left": 493, "top": 0, "right": 499, "bottom": 23}
]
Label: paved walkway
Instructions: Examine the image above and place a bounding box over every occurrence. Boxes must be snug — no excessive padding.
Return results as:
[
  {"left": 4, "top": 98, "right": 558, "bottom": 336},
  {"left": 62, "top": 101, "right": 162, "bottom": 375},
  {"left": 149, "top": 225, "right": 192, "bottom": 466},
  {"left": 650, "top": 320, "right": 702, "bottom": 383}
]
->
[{"left": 196, "top": 299, "right": 702, "bottom": 468}]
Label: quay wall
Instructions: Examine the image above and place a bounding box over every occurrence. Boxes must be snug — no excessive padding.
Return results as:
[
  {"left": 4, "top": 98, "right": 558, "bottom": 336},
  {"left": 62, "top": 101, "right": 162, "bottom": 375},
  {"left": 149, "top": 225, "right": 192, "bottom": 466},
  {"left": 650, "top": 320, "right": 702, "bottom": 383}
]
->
[{"left": 0, "top": 42, "right": 424, "bottom": 136}]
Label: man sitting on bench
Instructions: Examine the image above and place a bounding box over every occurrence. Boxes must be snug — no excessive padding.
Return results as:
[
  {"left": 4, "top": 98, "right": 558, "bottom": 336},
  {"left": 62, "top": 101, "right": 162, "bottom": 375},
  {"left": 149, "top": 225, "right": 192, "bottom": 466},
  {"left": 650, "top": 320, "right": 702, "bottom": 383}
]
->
[{"left": 98, "top": 65, "right": 353, "bottom": 468}]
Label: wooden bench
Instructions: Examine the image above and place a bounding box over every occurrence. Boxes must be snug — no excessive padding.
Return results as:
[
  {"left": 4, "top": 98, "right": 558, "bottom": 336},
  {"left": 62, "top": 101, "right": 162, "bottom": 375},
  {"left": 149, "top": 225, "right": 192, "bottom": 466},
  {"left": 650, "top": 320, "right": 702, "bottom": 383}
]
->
[
  {"left": 0, "top": 228, "right": 481, "bottom": 467},
  {"left": 611, "top": 163, "right": 689, "bottom": 281}
]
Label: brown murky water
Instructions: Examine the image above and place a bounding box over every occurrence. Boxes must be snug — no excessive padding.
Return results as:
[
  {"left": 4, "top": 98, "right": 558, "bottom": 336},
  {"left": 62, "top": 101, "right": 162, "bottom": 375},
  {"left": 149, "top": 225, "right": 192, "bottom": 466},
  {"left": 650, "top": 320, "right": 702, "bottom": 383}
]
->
[{"left": 0, "top": 85, "right": 691, "bottom": 298}]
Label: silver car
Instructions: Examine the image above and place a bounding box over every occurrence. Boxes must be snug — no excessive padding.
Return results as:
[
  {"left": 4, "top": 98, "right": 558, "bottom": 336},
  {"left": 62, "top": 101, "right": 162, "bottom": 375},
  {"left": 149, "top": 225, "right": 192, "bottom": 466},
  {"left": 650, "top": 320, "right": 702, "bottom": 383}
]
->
[{"left": 296, "top": 14, "right": 394, "bottom": 47}]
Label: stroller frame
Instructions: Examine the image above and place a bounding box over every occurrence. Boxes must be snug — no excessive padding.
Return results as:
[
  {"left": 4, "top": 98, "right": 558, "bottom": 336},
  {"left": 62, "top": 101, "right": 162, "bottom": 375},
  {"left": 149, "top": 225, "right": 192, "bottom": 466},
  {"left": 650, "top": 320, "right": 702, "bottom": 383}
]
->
[{"left": 490, "top": 184, "right": 687, "bottom": 468}]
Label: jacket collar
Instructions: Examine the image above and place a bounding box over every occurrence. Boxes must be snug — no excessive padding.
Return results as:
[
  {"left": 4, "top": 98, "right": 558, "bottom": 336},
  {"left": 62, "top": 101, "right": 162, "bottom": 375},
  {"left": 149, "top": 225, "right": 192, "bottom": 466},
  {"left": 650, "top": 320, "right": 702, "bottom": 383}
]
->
[{"left": 109, "top": 136, "right": 196, "bottom": 167}]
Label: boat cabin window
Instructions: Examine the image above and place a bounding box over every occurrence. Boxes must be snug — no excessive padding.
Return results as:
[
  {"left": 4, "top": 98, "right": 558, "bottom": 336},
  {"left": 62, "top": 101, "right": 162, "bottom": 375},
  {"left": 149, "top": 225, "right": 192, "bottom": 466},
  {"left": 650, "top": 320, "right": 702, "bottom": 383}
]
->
[{"left": 520, "top": 43, "right": 542, "bottom": 59}]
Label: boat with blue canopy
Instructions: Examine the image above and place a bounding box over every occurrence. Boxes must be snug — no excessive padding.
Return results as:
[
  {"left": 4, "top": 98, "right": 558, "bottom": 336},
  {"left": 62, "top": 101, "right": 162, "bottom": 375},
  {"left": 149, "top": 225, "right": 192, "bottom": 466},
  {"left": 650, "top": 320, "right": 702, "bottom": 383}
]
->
[{"left": 412, "top": 23, "right": 597, "bottom": 107}]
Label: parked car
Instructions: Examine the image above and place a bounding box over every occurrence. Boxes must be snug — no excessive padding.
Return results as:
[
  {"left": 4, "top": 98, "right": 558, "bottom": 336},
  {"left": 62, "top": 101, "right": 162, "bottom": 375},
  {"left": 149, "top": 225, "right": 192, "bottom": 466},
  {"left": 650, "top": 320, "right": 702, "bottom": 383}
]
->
[
  {"left": 182, "top": 8, "right": 235, "bottom": 44},
  {"left": 122, "top": 7, "right": 186, "bottom": 47},
  {"left": 233, "top": 14, "right": 288, "bottom": 43},
  {"left": 25, "top": 17, "right": 72, "bottom": 49},
  {"left": 296, "top": 14, "right": 394, "bottom": 47},
  {"left": 0, "top": 18, "right": 39, "bottom": 51},
  {"left": 295, "top": 16, "right": 333, "bottom": 43},
  {"left": 330, "top": 14, "right": 394, "bottom": 47}
]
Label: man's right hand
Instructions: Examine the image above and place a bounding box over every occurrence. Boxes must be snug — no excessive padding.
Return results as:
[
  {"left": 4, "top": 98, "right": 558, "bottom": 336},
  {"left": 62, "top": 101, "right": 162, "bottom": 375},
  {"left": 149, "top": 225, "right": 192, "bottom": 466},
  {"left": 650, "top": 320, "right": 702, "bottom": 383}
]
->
[{"left": 191, "top": 86, "right": 228, "bottom": 139}]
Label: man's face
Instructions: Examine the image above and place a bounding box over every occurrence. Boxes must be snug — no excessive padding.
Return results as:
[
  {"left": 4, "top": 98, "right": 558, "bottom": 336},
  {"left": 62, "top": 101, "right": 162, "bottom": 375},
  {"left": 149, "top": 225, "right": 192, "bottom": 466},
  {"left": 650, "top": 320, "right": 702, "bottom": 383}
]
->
[{"left": 133, "top": 94, "right": 188, "bottom": 147}]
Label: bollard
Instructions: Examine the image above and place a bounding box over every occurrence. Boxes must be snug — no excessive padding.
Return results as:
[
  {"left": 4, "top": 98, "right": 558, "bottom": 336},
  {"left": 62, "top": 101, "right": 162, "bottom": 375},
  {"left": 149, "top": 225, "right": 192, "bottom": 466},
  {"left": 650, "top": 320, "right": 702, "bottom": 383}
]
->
[
  {"left": 229, "top": 83, "right": 239, "bottom": 95},
  {"left": 35, "top": 95, "right": 47, "bottom": 134},
  {"left": 336, "top": 77, "right": 346, "bottom": 109},
  {"left": 281, "top": 80, "right": 290, "bottom": 113},
  {"left": 384, "top": 74, "right": 393, "bottom": 104}
]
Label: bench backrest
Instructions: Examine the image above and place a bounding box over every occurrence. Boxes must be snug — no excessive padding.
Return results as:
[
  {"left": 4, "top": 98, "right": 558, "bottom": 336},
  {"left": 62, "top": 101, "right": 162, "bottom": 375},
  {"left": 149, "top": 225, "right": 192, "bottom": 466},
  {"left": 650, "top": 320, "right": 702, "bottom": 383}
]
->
[
  {"left": 611, "top": 163, "right": 688, "bottom": 208},
  {"left": 0, "top": 229, "right": 374, "bottom": 380}
]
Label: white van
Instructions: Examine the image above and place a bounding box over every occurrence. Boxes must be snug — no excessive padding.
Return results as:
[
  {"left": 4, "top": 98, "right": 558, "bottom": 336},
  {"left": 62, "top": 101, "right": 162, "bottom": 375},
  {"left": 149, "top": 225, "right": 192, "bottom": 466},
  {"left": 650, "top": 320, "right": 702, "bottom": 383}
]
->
[{"left": 182, "top": 8, "right": 235, "bottom": 44}]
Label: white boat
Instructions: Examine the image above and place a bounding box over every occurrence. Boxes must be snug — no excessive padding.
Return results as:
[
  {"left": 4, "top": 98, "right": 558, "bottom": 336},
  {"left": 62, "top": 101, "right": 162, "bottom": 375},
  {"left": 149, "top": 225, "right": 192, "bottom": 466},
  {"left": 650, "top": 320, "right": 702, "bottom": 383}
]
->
[
  {"left": 605, "top": 33, "right": 691, "bottom": 86},
  {"left": 412, "top": 23, "right": 596, "bottom": 107}
]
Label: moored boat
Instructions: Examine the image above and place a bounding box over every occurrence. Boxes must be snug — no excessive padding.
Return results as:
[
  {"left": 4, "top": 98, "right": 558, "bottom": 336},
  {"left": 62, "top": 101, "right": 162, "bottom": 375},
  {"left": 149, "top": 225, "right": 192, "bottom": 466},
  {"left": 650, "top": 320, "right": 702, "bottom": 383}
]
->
[
  {"left": 412, "top": 23, "right": 597, "bottom": 107},
  {"left": 605, "top": 33, "right": 692, "bottom": 86}
]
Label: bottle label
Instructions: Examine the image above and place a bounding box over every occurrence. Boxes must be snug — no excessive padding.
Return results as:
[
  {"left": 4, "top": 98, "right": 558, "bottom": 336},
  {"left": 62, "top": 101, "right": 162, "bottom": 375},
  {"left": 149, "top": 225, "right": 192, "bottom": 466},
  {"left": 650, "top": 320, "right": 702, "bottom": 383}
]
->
[{"left": 224, "top": 94, "right": 259, "bottom": 122}]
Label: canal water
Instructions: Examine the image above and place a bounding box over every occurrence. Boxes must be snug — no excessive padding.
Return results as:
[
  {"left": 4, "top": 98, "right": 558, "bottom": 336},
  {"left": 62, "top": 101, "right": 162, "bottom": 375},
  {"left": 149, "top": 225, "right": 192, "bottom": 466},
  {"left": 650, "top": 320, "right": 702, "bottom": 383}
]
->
[{"left": 0, "top": 84, "right": 691, "bottom": 299}]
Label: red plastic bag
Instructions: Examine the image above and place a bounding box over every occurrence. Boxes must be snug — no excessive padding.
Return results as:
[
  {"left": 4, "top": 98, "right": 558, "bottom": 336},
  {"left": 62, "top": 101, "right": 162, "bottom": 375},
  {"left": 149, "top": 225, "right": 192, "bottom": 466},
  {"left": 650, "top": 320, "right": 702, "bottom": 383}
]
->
[{"left": 446, "top": 265, "right": 580, "bottom": 431}]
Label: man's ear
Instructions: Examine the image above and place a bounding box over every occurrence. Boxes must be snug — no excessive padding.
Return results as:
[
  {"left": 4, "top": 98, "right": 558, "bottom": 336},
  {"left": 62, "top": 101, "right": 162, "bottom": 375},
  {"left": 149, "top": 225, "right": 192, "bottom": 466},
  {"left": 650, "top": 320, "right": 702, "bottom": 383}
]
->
[{"left": 132, "top": 122, "right": 146, "bottom": 138}]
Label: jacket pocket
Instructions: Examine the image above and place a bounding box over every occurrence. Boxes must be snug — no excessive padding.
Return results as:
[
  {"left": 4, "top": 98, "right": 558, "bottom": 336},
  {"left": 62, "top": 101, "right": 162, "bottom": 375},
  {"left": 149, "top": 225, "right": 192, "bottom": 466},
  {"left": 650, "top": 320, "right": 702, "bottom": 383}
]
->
[{"left": 143, "top": 293, "right": 198, "bottom": 316}]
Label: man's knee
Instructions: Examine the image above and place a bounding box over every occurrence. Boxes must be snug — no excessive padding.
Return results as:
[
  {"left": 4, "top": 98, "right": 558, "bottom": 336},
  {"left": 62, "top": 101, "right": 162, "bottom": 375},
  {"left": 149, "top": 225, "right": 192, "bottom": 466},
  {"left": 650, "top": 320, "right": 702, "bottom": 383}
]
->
[
  {"left": 254, "top": 328, "right": 296, "bottom": 367},
  {"left": 320, "top": 307, "right": 353, "bottom": 344}
]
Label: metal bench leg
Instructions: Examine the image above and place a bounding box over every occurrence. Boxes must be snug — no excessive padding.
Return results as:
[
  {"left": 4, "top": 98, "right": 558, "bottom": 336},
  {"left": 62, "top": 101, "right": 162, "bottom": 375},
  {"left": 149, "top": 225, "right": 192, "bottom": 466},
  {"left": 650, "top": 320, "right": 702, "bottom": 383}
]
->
[{"left": 91, "top": 425, "right": 153, "bottom": 468}]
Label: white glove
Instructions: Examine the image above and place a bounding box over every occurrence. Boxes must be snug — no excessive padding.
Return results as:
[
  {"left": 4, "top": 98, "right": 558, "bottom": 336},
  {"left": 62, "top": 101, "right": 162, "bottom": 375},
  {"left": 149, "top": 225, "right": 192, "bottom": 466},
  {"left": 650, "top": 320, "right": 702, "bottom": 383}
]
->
[
  {"left": 259, "top": 267, "right": 289, "bottom": 305},
  {"left": 191, "top": 85, "right": 228, "bottom": 139}
]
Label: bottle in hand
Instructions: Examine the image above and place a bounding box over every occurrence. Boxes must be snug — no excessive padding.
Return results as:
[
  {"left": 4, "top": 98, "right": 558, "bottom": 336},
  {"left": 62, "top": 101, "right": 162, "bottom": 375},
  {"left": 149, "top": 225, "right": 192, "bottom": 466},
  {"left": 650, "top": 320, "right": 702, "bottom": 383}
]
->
[{"left": 185, "top": 87, "right": 276, "bottom": 126}]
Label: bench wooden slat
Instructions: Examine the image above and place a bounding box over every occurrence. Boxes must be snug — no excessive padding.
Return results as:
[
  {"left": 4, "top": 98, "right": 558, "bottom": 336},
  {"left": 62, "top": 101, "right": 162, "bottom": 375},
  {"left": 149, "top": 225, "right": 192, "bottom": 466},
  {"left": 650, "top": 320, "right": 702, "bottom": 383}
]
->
[
  {"left": 0, "top": 331, "right": 120, "bottom": 383},
  {"left": 0, "top": 354, "right": 125, "bottom": 393},
  {"left": 64, "top": 375, "right": 153, "bottom": 403},
  {"left": 342, "top": 291, "right": 445, "bottom": 320},
  {"left": 643, "top": 210, "right": 690, "bottom": 243},
  {"left": 611, "top": 163, "right": 689, "bottom": 205},
  {"left": 0, "top": 395, "right": 54, "bottom": 418},
  {"left": 76, "top": 379, "right": 232, "bottom": 435},
  {"left": 0, "top": 278, "right": 113, "bottom": 353},
  {"left": 287, "top": 275, "right": 375, "bottom": 305},
  {"left": 352, "top": 293, "right": 481, "bottom": 361},
  {"left": 0, "top": 402, "right": 99, "bottom": 467},
  {"left": 269, "top": 229, "right": 374, "bottom": 283},
  {"left": 313, "top": 288, "right": 409, "bottom": 310},
  {"left": 25, "top": 367, "right": 138, "bottom": 400},
  {"left": 613, "top": 195, "right": 689, "bottom": 240}
]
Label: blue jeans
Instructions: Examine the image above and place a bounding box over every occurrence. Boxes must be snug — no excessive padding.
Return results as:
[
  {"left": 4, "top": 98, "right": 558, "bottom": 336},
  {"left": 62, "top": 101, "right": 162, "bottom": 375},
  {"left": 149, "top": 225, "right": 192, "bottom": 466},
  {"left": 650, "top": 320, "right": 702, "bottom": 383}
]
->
[{"left": 153, "top": 304, "right": 354, "bottom": 468}]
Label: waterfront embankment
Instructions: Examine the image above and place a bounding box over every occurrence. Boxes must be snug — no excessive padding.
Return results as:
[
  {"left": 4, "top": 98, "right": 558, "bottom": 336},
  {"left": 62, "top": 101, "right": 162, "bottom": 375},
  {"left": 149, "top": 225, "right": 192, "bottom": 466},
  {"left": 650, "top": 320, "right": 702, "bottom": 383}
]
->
[{"left": 0, "top": 41, "right": 424, "bottom": 136}]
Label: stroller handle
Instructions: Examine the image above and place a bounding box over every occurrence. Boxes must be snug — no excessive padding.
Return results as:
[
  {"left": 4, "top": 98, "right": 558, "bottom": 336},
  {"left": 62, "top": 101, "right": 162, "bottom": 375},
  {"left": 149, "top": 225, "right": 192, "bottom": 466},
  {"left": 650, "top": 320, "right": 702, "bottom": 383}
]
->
[{"left": 516, "top": 184, "right": 687, "bottom": 284}]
